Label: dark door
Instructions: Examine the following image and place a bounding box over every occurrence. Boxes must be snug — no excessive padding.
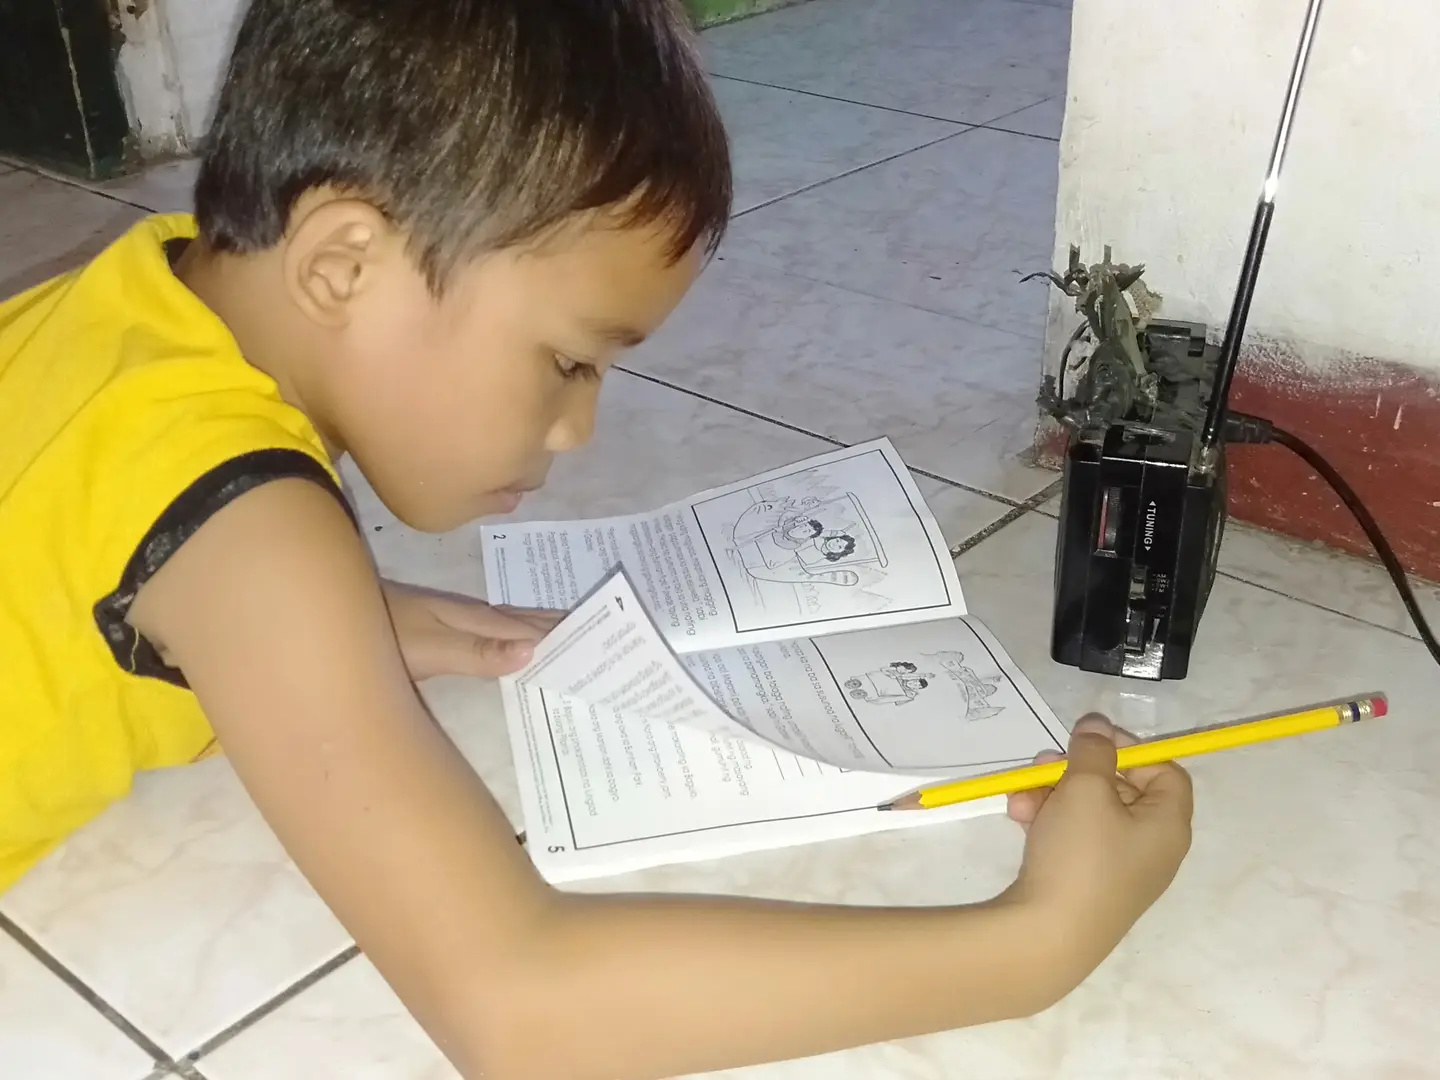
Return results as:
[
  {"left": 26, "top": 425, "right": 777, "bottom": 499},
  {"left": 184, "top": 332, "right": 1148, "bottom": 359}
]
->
[{"left": 0, "top": 0, "right": 127, "bottom": 177}]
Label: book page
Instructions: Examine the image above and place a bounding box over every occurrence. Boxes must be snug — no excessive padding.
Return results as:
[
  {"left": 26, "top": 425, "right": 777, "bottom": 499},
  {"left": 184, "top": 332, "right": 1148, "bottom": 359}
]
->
[
  {"left": 686, "top": 617, "right": 1068, "bottom": 776},
  {"left": 505, "top": 572, "right": 1069, "bottom": 879},
  {"left": 502, "top": 678, "right": 1023, "bottom": 884},
  {"left": 517, "top": 569, "right": 1065, "bottom": 776},
  {"left": 513, "top": 571, "right": 749, "bottom": 739},
  {"left": 481, "top": 439, "right": 963, "bottom": 653}
]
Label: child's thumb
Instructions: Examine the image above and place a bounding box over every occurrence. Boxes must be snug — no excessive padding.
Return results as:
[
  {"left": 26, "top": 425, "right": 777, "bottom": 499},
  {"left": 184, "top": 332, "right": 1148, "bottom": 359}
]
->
[{"left": 1062, "top": 714, "right": 1120, "bottom": 778}]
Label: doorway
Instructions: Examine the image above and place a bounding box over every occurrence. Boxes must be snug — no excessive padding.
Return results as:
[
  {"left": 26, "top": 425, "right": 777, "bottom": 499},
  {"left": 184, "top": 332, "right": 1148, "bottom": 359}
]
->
[{"left": 0, "top": 0, "right": 127, "bottom": 176}]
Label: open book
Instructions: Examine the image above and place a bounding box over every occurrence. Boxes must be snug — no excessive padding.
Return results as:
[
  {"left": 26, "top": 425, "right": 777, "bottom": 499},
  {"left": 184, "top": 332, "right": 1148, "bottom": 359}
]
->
[{"left": 482, "top": 439, "right": 1068, "bottom": 882}]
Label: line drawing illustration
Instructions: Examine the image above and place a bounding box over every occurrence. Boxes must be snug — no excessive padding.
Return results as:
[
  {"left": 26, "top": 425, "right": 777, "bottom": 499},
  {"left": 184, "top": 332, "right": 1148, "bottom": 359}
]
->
[
  {"left": 728, "top": 492, "right": 888, "bottom": 589},
  {"left": 842, "top": 652, "right": 1005, "bottom": 721},
  {"left": 720, "top": 482, "right": 895, "bottom": 624},
  {"left": 689, "top": 448, "right": 953, "bottom": 634},
  {"left": 842, "top": 661, "right": 933, "bottom": 706}
]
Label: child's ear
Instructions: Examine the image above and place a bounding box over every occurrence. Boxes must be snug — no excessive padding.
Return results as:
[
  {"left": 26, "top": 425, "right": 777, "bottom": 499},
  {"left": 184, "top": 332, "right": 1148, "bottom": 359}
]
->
[{"left": 282, "top": 198, "right": 393, "bottom": 327}]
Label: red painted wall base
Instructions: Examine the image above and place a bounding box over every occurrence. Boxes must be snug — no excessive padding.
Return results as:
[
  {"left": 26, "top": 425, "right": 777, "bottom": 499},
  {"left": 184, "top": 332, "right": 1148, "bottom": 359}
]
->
[{"left": 1036, "top": 339, "right": 1440, "bottom": 582}]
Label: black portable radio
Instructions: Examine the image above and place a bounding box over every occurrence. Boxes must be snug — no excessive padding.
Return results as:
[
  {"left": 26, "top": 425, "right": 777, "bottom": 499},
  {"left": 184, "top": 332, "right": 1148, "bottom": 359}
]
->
[
  {"left": 1039, "top": 0, "right": 1323, "bottom": 681},
  {"left": 1050, "top": 325, "right": 1226, "bottom": 680}
]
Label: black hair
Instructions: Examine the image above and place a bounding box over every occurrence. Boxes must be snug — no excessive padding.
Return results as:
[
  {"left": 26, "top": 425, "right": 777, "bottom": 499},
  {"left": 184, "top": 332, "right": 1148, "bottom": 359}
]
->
[
  {"left": 821, "top": 533, "right": 858, "bottom": 561},
  {"left": 195, "top": 0, "right": 732, "bottom": 289}
]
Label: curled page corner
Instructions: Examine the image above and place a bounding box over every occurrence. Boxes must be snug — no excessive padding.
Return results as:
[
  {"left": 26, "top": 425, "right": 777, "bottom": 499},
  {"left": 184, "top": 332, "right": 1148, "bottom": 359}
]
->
[{"left": 507, "top": 565, "right": 758, "bottom": 741}]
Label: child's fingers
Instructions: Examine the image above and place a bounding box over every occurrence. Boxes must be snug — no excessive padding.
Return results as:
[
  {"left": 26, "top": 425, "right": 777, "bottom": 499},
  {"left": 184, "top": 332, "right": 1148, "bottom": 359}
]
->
[
  {"left": 1081, "top": 720, "right": 1170, "bottom": 805},
  {"left": 438, "top": 597, "right": 553, "bottom": 641},
  {"left": 1006, "top": 789, "right": 1042, "bottom": 825},
  {"left": 1112, "top": 773, "right": 1143, "bottom": 807},
  {"left": 403, "top": 626, "right": 536, "bottom": 680},
  {"left": 1130, "top": 758, "right": 1195, "bottom": 823},
  {"left": 1005, "top": 749, "right": 1065, "bottom": 826},
  {"left": 464, "top": 633, "right": 536, "bottom": 676},
  {"left": 494, "top": 604, "right": 568, "bottom": 632},
  {"left": 1109, "top": 721, "right": 1191, "bottom": 804}
]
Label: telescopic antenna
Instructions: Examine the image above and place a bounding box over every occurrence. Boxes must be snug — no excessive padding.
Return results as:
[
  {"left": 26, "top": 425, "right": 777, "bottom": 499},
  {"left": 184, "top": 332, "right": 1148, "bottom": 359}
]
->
[{"left": 1197, "top": 0, "right": 1326, "bottom": 461}]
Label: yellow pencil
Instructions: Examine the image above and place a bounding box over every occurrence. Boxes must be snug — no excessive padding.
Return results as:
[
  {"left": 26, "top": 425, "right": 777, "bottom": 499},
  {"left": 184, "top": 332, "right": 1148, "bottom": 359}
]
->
[{"left": 878, "top": 694, "right": 1388, "bottom": 812}]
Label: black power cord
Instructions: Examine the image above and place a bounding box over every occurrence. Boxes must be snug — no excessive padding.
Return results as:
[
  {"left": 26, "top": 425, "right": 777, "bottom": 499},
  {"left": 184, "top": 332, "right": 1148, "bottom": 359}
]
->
[{"left": 1224, "top": 411, "right": 1440, "bottom": 666}]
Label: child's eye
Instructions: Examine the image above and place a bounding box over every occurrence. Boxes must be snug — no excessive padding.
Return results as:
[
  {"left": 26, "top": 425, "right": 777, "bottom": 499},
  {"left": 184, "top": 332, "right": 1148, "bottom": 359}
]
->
[{"left": 553, "top": 353, "right": 600, "bottom": 383}]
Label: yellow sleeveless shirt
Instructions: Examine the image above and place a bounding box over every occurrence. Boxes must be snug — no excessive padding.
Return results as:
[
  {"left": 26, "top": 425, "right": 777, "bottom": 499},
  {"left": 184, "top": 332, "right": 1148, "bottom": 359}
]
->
[{"left": 0, "top": 214, "right": 346, "bottom": 893}]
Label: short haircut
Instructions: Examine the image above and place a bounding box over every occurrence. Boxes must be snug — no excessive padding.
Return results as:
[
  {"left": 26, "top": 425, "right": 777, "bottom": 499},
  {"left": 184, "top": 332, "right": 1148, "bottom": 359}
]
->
[{"left": 195, "top": 0, "right": 732, "bottom": 289}]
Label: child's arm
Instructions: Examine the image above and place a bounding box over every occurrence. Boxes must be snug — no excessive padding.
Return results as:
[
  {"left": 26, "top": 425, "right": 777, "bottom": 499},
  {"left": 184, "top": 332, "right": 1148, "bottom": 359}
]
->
[{"left": 129, "top": 480, "right": 1191, "bottom": 1080}]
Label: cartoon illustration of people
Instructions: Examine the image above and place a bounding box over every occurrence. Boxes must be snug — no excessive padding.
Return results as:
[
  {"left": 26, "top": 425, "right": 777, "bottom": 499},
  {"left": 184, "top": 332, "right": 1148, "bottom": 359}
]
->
[
  {"left": 843, "top": 661, "right": 935, "bottom": 705},
  {"left": 816, "top": 532, "right": 858, "bottom": 562},
  {"left": 731, "top": 496, "right": 821, "bottom": 548},
  {"left": 727, "top": 492, "right": 886, "bottom": 590},
  {"left": 842, "top": 653, "right": 1006, "bottom": 721}
]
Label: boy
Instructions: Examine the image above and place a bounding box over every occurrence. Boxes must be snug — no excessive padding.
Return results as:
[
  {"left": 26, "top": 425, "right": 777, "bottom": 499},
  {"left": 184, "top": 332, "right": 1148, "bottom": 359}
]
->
[{"left": 0, "top": 1, "right": 1193, "bottom": 1077}]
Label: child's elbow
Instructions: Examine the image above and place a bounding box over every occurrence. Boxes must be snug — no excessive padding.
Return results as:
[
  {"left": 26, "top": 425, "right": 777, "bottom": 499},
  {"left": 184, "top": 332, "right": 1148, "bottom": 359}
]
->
[
  {"left": 434, "top": 948, "right": 620, "bottom": 1080},
  {"left": 443, "top": 997, "right": 598, "bottom": 1080}
]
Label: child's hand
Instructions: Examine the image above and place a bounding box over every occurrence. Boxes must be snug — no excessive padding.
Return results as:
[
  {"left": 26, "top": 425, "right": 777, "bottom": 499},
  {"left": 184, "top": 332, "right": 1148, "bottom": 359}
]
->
[
  {"left": 380, "top": 580, "right": 564, "bottom": 681},
  {"left": 1005, "top": 715, "right": 1193, "bottom": 972}
]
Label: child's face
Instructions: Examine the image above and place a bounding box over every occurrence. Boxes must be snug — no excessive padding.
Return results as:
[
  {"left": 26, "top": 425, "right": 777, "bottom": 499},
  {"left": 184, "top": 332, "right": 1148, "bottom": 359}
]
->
[{"left": 297, "top": 207, "right": 702, "bottom": 532}]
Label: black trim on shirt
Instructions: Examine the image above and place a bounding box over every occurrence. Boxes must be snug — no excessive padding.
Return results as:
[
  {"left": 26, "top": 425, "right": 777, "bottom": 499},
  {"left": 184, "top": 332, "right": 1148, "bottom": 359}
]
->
[{"left": 93, "top": 449, "right": 357, "bottom": 688}]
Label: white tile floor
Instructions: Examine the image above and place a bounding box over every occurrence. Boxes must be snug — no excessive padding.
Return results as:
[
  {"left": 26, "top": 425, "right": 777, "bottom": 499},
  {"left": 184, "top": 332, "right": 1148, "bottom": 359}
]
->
[{"left": 3, "top": 0, "right": 1438, "bottom": 1077}]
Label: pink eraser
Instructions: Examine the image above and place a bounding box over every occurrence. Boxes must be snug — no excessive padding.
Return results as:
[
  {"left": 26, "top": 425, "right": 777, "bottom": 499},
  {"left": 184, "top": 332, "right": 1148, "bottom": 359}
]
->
[{"left": 1369, "top": 695, "right": 1389, "bottom": 719}]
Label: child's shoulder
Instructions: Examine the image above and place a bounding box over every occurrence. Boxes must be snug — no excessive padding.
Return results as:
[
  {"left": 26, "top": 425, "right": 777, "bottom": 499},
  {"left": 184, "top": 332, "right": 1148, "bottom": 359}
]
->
[
  {"left": 0, "top": 213, "right": 343, "bottom": 607},
  {"left": 4, "top": 214, "right": 332, "bottom": 485}
]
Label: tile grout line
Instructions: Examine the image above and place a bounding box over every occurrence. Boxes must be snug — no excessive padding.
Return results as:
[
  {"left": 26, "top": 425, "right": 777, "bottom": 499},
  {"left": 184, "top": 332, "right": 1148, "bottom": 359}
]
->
[
  {"left": 5, "top": 159, "right": 163, "bottom": 215},
  {"left": 718, "top": 117, "right": 1054, "bottom": 347},
  {"left": 730, "top": 123, "right": 977, "bottom": 220},
  {"left": 711, "top": 247, "right": 1049, "bottom": 347},
  {"left": 616, "top": 367, "right": 846, "bottom": 450},
  {"left": 709, "top": 71, "right": 1057, "bottom": 137},
  {"left": 949, "top": 479, "right": 1064, "bottom": 558},
  {"left": 710, "top": 72, "right": 975, "bottom": 126},
  {"left": 728, "top": 109, "right": 1062, "bottom": 225},
  {"left": 612, "top": 366, "right": 1042, "bottom": 510},
  {"left": 0, "top": 908, "right": 359, "bottom": 1073},
  {"left": 0, "top": 911, "right": 172, "bottom": 1068},
  {"left": 153, "top": 1064, "right": 211, "bottom": 1080},
  {"left": 968, "top": 94, "right": 1062, "bottom": 130},
  {"left": 910, "top": 462, "right": 1031, "bottom": 509},
  {"left": 4, "top": 97, "right": 1056, "bottom": 225},
  {"left": 976, "top": 122, "right": 1060, "bottom": 144},
  {"left": 1211, "top": 567, "right": 1431, "bottom": 645},
  {"left": 181, "top": 945, "right": 360, "bottom": 1064},
  {"left": 949, "top": 503, "right": 1029, "bottom": 558}
]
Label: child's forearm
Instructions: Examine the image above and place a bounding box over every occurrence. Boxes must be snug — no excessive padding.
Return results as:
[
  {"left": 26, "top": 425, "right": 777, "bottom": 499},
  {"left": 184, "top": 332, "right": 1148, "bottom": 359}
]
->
[
  {"left": 130, "top": 486, "right": 1109, "bottom": 1080},
  {"left": 446, "top": 888, "right": 1081, "bottom": 1080}
]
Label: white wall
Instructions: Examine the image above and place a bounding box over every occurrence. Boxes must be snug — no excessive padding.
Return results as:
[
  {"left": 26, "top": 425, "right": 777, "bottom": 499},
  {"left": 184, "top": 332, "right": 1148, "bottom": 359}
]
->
[
  {"left": 115, "top": 0, "right": 245, "bottom": 154},
  {"left": 112, "top": 1, "right": 185, "bottom": 155},
  {"left": 165, "top": 0, "right": 246, "bottom": 142},
  {"left": 1052, "top": 0, "right": 1440, "bottom": 373}
]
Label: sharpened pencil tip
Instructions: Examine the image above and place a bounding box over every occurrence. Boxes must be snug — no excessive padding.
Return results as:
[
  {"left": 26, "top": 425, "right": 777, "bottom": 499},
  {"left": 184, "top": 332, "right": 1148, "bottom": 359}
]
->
[{"left": 879, "top": 793, "right": 923, "bottom": 812}]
